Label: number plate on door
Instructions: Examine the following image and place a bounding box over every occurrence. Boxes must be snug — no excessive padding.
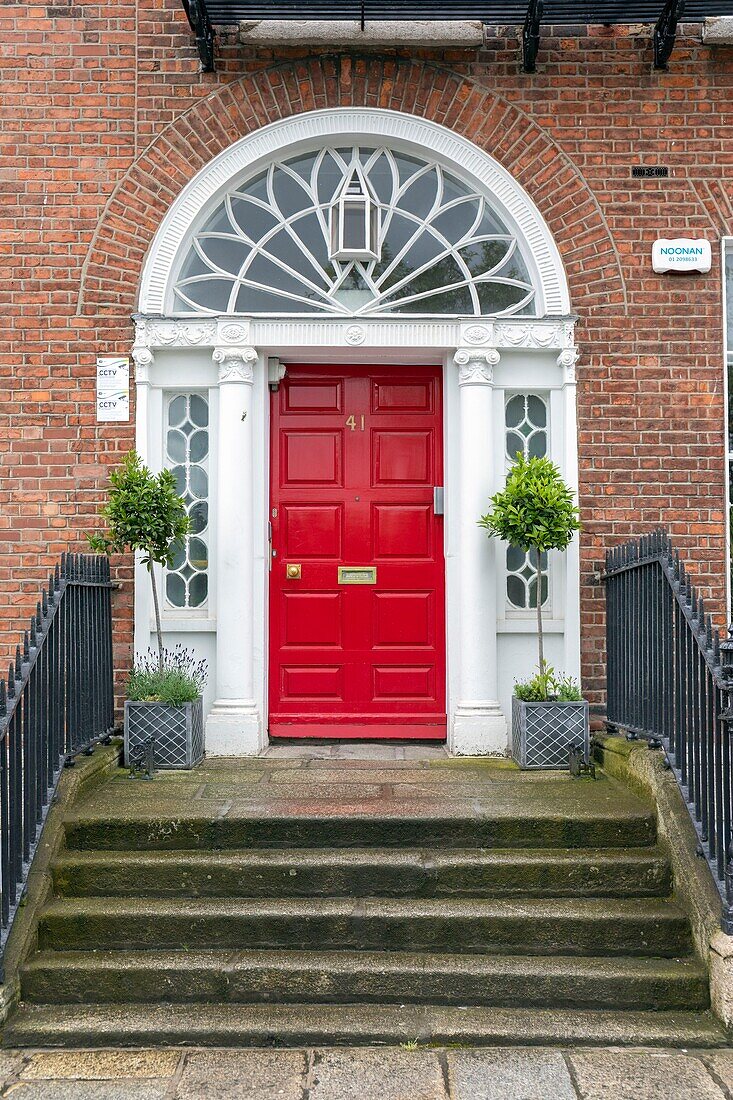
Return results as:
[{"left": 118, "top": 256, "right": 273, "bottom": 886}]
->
[{"left": 338, "top": 567, "right": 377, "bottom": 585}]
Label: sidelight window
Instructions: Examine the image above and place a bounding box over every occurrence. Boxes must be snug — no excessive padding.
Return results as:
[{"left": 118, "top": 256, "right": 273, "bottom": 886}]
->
[
  {"left": 164, "top": 392, "right": 210, "bottom": 609},
  {"left": 172, "top": 145, "right": 536, "bottom": 318},
  {"left": 504, "top": 392, "right": 549, "bottom": 611}
]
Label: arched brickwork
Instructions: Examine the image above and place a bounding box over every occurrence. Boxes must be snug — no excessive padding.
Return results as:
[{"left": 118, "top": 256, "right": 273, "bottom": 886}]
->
[{"left": 78, "top": 55, "right": 626, "bottom": 316}]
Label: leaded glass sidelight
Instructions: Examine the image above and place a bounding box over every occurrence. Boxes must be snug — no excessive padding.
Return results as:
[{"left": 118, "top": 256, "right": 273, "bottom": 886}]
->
[
  {"left": 504, "top": 393, "right": 549, "bottom": 611},
  {"left": 165, "top": 393, "right": 210, "bottom": 609},
  {"left": 173, "top": 145, "right": 537, "bottom": 317}
]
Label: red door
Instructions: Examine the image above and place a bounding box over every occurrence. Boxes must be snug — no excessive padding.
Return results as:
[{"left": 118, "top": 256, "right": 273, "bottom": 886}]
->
[{"left": 269, "top": 365, "right": 446, "bottom": 740}]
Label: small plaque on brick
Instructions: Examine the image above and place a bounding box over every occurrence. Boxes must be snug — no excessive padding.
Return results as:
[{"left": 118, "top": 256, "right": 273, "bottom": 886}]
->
[
  {"left": 96, "top": 356, "right": 130, "bottom": 422},
  {"left": 632, "top": 166, "right": 669, "bottom": 178}
]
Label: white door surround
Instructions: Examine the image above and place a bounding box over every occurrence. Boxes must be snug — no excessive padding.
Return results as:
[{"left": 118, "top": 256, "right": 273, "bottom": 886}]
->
[{"left": 132, "top": 108, "right": 578, "bottom": 757}]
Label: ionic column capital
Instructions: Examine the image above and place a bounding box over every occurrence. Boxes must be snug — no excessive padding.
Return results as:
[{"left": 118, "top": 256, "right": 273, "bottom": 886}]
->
[
  {"left": 454, "top": 347, "right": 500, "bottom": 385},
  {"left": 213, "top": 346, "right": 257, "bottom": 384}
]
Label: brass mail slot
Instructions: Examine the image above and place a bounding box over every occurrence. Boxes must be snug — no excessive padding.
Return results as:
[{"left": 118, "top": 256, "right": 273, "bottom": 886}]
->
[{"left": 338, "top": 566, "right": 377, "bottom": 585}]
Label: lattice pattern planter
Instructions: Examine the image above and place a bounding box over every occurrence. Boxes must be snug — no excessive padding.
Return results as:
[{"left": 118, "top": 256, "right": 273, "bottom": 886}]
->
[
  {"left": 124, "top": 698, "right": 205, "bottom": 770},
  {"left": 511, "top": 697, "right": 589, "bottom": 769}
]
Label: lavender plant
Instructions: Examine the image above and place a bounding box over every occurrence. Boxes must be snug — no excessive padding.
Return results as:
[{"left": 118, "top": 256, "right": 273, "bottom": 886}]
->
[{"left": 127, "top": 644, "right": 207, "bottom": 706}]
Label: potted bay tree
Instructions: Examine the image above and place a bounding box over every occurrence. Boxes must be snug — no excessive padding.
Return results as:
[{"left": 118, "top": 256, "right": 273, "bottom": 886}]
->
[
  {"left": 89, "top": 450, "right": 206, "bottom": 769},
  {"left": 479, "top": 453, "right": 587, "bottom": 769}
]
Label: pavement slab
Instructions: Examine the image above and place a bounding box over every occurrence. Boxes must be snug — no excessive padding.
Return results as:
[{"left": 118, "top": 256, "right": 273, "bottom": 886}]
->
[
  {"left": 307, "top": 1048, "right": 446, "bottom": 1100},
  {"left": 19, "top": 1049, "right": 180, "bottom": 1080},
  {"left": 6, "top": 1083, "right": 169, "bottom": 1100},
  {"left": 174, "top": 1050, "right": 307, "bottom": 1099},
  {"left": 447, "top": 1048, "right": 577, "bottom": 1100},
  {"left": 567, "top": 1050, "right": 728, "bottom": 1100},
  {"left": 700, "top": 1050, "right": 733, "bottom": 1092}
]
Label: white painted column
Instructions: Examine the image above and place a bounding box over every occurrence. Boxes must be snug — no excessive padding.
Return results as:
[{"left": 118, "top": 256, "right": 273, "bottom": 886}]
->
[
  {"left": 559, "top": 347, "right": 581, "bottom": 683},
  {"left": 131, "top": 347, "right": 153, "bottom": 661},
  {"left": 205, "top": 345, "right": 264, "bottom": 755},
  {"left": 450, "top": 348, "right": 508, "bottom": 755}
]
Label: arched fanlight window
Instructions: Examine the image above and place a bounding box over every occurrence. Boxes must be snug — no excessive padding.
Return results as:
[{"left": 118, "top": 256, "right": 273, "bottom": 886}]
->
[
  {"left": 173, "top": 145, "right": 537, "bottom": 318},
  {"left": 329, "top": 166, "right": 379, "bottom": 262}
]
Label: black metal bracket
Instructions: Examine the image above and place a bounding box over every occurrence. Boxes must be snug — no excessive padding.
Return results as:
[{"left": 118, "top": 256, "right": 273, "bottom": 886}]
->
[
  {"left": 568, "top": 743, "right": 596, "bottom": 780},
  {"left": 182, "top": 0, "right": 215, "bottom": 73},
  {"left": 653, "top": 0, "right": 685, "bottom": 71},
  {"left": 522, "top": 0, "right": 543, "bottom": 74},
  {"left": 128, "top": 737, "right": 156, "bottom": 781}
]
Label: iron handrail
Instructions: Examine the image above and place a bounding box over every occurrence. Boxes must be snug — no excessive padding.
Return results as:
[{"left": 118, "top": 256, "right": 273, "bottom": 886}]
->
[
  {"left": 0, "top": 554, "right": 115, "bottom": 971},
  {"left": 605, "top": 531, "right": 733, "bottom": 932}
]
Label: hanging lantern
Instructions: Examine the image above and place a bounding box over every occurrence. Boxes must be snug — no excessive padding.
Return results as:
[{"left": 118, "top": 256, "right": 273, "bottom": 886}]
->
[{"left": 329, "top": 167, "right": 379, "bottom": 262}]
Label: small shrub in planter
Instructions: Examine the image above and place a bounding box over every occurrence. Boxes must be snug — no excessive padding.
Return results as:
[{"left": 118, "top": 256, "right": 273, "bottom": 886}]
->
[
  {"left": 479, "top": 453, "right": 587, "bottom": 768},
  {"left": 88, "top": 450, "right": 208, "bottom": 769},
  {"left": 125, "top": 646, "right": 207, "bottom": 769},
  {"left": 511, "top": 667, "right": 589, "bottom": 769}
]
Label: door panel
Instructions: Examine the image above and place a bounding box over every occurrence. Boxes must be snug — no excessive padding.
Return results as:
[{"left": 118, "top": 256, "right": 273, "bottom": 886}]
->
[{"left": 269, "top": 365, "right": 446, "bottom": 740}]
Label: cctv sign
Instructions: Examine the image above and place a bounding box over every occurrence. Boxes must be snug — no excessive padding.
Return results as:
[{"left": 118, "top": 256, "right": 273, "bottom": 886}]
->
[
  {"left": 96, "top": 357, "right": 130, "bottom": 422},
  {"left": 652, "top": 238, "right": 712, "bottom": 274}
]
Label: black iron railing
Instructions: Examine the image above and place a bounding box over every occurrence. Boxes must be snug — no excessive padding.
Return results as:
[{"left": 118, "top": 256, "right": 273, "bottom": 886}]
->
[
  {"left": 605, "top": 532, "right": 733, "bottom": 931},
  {"left": 0, "top": 554, "right": 115, "bottom": 963}
]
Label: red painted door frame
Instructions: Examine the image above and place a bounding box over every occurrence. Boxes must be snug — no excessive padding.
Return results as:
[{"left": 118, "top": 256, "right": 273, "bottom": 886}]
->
[{"left": 268, "top": 364, "right": 446, "bottom": 740}]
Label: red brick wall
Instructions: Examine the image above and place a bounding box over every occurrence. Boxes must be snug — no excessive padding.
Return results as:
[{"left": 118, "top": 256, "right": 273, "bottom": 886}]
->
[{"left": 1, "top": 6, "right": 731, "bottom": 708}]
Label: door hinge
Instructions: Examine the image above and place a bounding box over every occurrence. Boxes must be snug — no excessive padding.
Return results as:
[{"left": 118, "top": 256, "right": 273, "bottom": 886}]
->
[{"left": 433, "top": 487, "right": 444, "bottom": 516}]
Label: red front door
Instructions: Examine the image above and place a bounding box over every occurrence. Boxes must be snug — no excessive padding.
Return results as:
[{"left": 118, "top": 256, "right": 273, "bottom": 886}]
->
[{"left": 268, "top": 365, "right": 446, "bottom": 740}]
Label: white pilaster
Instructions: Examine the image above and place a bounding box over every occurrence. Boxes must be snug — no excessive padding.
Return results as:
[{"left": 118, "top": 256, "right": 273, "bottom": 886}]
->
[
  {"left": 205, "top": 345, "right": 264, "bottom": 756},
  {"left": 132, "top": 347, "right": 153, "bottom": 661},
  {"left": 559, "top": 347, "right": 581, "bottom": 683},
  {"left": 450, "top": 348, "right": 508, "bottom": 756}
]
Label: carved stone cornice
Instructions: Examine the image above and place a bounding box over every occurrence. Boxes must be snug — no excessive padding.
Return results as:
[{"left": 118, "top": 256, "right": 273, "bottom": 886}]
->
[
  {"left": 459, "top": 318, "right": 576, "bottom": 352},
  {"left": 131, "top": 314, "right": 577, "bottom": 356},
  {"left": 454, "top": 347, "right": 500, "bottom": 385},
  {"left": 213, "top": 346, "right": 257, "bottom": 384}
]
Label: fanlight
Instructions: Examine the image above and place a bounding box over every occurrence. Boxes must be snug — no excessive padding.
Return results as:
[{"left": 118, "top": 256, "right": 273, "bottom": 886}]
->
[{"left": 173, "top": 145, "right": 537, "bottom": 318}]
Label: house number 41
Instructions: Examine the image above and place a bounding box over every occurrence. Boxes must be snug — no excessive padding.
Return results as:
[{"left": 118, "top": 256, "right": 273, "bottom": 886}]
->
[{"left": 346, "top": 415, "right": 365, "bottom": 431}]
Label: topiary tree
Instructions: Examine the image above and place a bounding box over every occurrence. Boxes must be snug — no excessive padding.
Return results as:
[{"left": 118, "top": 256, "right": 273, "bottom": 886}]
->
[
  {"left": 479, "top": 453, "right": 580, "bottom": 675},
  {"left": 88, "top": 450, "right": 190, "bottom": 669}
]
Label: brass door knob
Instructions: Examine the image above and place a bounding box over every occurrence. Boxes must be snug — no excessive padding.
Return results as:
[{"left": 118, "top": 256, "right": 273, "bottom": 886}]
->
[{"left": 286, "top": 564, "right": 301, "bottom": 580}]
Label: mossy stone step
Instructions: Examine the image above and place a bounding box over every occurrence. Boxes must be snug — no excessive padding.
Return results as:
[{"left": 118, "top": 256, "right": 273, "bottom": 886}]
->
[
  {"left": 62, "top": 810, "right": 657, "bottom": 852},
  {"left": 38, "top": 896, "right": 690, "bottom": 957},
  {"left": 4, "top": 1002, "right": 726, "bottom": 1049},
  {"left": 51, "top": 846, "right": 672, "bottom": 899},
  {"left": 20, "top": 949, "right": 710, "bottom": 1011}
]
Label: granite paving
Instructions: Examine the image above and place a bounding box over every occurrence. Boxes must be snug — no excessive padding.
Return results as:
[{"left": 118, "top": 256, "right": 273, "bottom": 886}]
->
[{"left": 0, "top": 1046, "right": 731, "bottom": 1098}]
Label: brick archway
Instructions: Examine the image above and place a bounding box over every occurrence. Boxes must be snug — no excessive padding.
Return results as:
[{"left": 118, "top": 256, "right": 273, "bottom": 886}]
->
[{"left": 78, "top": 56, "right": 626, "bottom": 317}]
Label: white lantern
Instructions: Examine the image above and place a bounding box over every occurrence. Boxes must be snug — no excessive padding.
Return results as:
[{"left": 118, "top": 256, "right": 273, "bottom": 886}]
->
[{"left": 329, "top": 167, "right": 379, "bottom": 262}]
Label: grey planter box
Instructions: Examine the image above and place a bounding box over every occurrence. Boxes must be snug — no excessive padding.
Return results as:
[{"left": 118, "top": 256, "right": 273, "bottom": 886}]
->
[
  {"left": 511, "top": 696, "right": 589, "bottom": 769},
  {"left": 124, "top": 697, "right": 205, "bottom": 770}
]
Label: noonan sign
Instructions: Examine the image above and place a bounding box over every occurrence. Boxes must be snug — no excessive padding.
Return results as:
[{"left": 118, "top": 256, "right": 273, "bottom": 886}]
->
[{"left": 652, "top": 238, "right": 712, "bottom": 274}]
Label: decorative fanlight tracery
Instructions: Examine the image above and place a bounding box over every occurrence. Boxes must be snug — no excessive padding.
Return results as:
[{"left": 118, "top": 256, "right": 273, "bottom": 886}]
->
[{"left": 173, "top": 145, "right": 537, "bottom": 318}]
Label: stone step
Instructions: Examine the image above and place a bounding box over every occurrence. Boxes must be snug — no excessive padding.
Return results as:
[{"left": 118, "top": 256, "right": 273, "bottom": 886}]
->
[
  {"left": 38, "top": 897, "right": 690, "bottom": 957},
  {"left": 62, "top": 808, "right": 657, "bottom": 852},
  {"left": 21, "top": 949, "right": 709, "bottom": 1011},
  {"left": 51, "top": 846, "right": 672, "bottom": 899},
  {"left": 4, "top": 1002, "right": 725, "bottom": 1049}
]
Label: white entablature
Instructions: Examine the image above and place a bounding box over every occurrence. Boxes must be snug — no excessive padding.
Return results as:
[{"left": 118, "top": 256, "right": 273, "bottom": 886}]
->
[{"left": 132, "top": 314, "right": 577, "bottom": 358}]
